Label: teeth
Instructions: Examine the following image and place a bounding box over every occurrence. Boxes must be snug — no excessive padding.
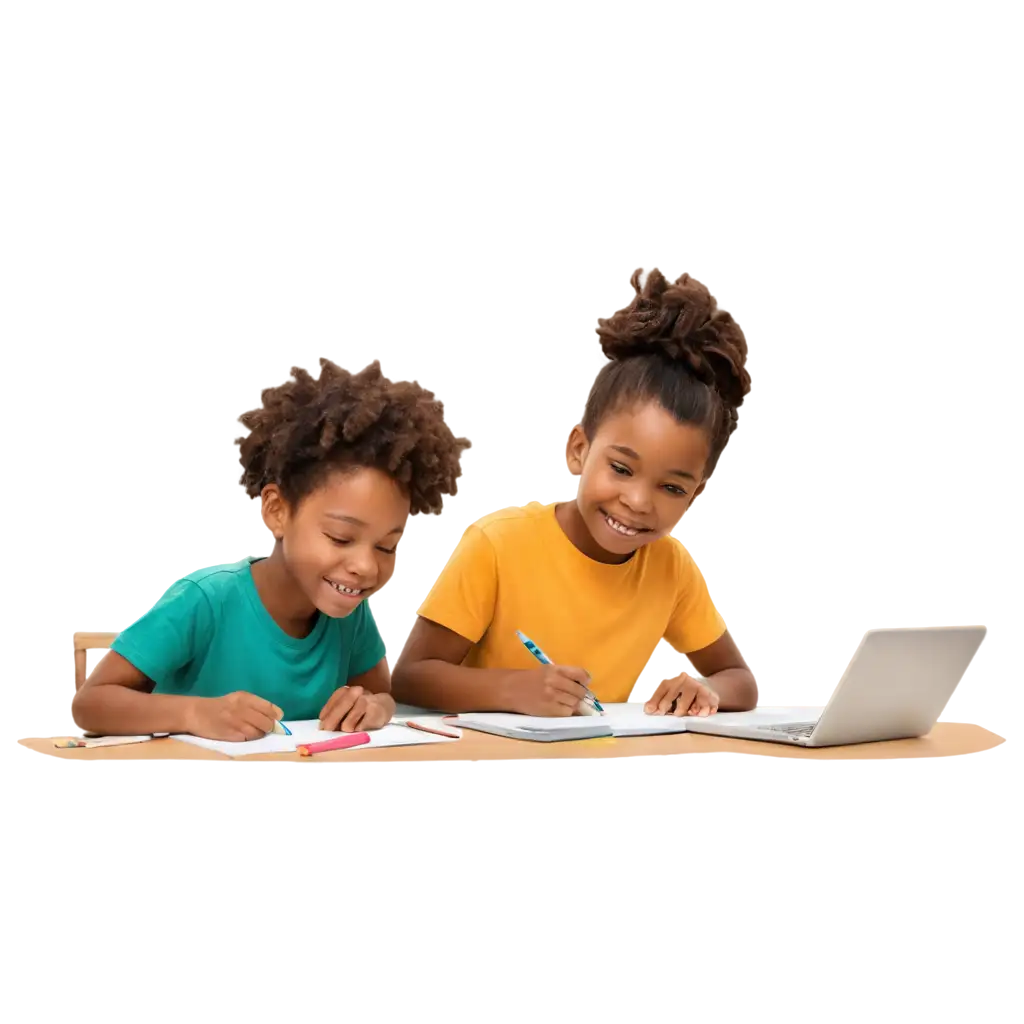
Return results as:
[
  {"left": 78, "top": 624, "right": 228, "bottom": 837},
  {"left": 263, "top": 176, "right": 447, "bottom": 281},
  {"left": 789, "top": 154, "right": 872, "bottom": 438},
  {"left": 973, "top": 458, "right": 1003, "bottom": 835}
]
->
[
  {"left": 606, "top": 515, "right": 639, "bottom": 536},
  {"left": 326, "top": 579, "right": 363, "bottom": 595}
]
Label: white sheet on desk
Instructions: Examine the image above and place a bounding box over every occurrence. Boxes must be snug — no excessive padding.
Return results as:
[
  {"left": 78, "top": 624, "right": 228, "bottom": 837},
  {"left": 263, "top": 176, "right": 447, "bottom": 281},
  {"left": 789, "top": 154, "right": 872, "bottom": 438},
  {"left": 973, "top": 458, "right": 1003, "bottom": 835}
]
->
[
  {"left": 172, "top": 720, "right": 455, "bottom": 757},
  {"left": 453, "top": 704, "right": 826, "bottom": 738},
  {"left": 454, "top": 705, "right": 685, "bottom": 736},
  {"left": 454, "top": 712, "right": 609, "bottom": 734}
]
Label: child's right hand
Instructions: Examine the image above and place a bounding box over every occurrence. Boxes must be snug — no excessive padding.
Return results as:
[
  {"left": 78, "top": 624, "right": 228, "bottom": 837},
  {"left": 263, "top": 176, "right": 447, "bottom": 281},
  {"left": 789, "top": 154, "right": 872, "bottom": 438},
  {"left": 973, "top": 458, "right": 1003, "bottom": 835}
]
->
[
  {"left": 507, "top": 666, "right": 592, "bottom": 717},
  {"left": 184, "top": 692, "right": 284, "bottom": 741}
]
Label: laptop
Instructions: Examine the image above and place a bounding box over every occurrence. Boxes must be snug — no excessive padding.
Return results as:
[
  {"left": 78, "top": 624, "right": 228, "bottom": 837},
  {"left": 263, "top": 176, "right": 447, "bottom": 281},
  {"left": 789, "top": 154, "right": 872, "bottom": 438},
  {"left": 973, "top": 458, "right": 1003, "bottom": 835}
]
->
[{"left": 684, "top": 626, "right": 987, "bottom": 747}]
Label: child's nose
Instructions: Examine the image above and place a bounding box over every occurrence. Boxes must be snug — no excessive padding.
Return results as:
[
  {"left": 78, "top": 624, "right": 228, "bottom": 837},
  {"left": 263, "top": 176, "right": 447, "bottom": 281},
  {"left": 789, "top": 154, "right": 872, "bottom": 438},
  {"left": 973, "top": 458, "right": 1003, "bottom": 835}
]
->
[
  {"left": 341, "top": 547, "right": 378, "bottom": 581},
  {"left": 621, "top": 482, "right": 653, "bottom": 513}
]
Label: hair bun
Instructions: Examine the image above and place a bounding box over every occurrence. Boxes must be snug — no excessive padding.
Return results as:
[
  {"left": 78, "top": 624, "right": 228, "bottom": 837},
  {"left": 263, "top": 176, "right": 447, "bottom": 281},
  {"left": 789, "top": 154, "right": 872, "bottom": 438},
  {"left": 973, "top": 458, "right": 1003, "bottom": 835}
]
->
[{"left": 596, "top": 268, "right": 751, "bottom": 408}]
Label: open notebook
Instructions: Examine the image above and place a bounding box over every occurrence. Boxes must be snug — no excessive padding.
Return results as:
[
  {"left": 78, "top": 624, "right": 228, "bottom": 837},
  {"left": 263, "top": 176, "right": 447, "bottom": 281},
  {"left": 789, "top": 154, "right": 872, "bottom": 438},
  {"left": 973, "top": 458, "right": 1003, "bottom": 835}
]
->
[
  {"left": 451, "top": 703, "right": 824, "bottom": 742},
  {"left": 55, "top": 708, "right": 456, "bottom": 757},
  {"left": 173, "top": 720, "right": 457, "bottom": 757}
]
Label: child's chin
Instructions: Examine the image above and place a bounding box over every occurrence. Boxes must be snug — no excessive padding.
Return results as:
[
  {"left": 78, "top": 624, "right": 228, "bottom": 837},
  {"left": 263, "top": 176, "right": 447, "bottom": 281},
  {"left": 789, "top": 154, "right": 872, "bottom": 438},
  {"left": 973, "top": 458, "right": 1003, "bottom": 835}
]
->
[
  {"left": 318, "top": 604, "right": 357, "bottom": 619},
  {"left": 318, "top": 598, "right": 363, "bottom": 619}
]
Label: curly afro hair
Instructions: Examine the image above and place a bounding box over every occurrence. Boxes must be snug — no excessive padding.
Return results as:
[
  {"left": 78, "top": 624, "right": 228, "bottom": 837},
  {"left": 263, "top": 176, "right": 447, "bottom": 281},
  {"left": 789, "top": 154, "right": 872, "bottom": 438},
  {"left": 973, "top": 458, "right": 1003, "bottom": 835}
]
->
[
  {"left": 583, "top": 268, "right": 751, "bottom": 479},
  {"left": 236, "top": 359, "right": 471, "bottom": 514}
]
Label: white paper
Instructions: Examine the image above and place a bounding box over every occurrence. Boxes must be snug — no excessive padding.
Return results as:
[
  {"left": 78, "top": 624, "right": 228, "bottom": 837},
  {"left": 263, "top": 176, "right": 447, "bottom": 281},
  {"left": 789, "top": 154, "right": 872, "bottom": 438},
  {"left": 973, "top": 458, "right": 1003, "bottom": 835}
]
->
[
  {"left": 172, "top": 720, "right": 455, "bottom": 757},
  {"left": 454, "top": 704, "right": 687, "bottom": 737},
  {"left": 599, "top": 703, "right": 693, "bottom": 735},
  {"left": 451, "top": 704, "right": 825, "bottom": 739},
  {"left": 454, "top": 712, "right": 608, "bottom": 734}
]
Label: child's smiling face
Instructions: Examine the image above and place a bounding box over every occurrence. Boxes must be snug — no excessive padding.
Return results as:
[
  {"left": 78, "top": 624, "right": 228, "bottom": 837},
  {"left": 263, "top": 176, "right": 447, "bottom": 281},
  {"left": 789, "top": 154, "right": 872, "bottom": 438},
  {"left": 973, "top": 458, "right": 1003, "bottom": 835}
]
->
[
  {"left": 266, "top": 466, "right": 411, "bottom": 618},
  {"left": 565, "top": 401, "right": 711, "bottom": 562}
]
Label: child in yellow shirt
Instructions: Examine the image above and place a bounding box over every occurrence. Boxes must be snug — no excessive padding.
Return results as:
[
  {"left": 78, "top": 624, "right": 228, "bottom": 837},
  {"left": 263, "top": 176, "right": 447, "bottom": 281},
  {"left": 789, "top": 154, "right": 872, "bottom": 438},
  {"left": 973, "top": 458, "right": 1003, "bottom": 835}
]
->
[{"left": 392, "top": 269, "right": 757, "bottom": 718}]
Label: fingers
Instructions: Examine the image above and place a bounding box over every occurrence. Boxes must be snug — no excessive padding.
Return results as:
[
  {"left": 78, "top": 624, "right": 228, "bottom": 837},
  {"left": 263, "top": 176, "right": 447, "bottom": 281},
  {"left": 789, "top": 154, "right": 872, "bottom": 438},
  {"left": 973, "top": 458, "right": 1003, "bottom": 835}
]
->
[
  {"left": 241, "top": 705, "right": 277, "bottom": 736},
  {"left": 645, "top": 678, "right": 675, "bottom": 714},
  {"left": 359, "top": 696, "right": 391, "bottom": 730},
  {"left": 548, "top": 667, "right": 590, "bottom": 701},
  {"left": 267, "top": 702, "right": 284, "bottom": 722},
  {"left": 222, "top": 719, "right": 262, "bottom": 741},
  {"left": 235, "top": 694, "right": 277, "bottom": 736},
  {"left": 687, "top": 686, "right": 720, "bottom": 717},
  {"left": 222, "top": 692, "right": 282, "bottom": 739},
  {"left": 552, "top": 664, "right": 592, "bottom": 687},
  {"left": 663, "top": 675, "right": 698, "bottom": 716},
  {"left": 553, "top": 689, "right": 582, "bottom": 710},
  {"left": 319, "top": 686, "right": 363, "bottom": 731},
  {"left": 546, "top": 700, "right": 576, "bottom": 717},
  {"left": 670, "top": 680, "right": 720, "bottom": 717},
  {"left": 339, "top": 693, "right": 370, "bottom": 732}
]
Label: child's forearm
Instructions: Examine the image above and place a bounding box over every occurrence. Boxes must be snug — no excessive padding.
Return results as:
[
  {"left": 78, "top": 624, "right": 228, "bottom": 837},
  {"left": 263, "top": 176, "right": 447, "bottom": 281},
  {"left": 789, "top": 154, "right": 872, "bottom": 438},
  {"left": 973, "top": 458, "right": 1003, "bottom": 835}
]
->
[
  {"left": 705, "top": 668, "right": 758, "bottom": 711},
  {"left": 392, "top": 659, "right": 521, "bottom": 713},
  {"left": 72, "top": 685, "right": 196, "bottom": 736}
]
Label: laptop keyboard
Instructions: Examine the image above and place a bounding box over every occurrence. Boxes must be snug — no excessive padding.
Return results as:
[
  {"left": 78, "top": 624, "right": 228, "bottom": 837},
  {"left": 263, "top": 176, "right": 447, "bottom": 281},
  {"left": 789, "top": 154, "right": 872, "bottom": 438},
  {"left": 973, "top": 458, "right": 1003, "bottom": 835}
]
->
[{"left": 756, "top": 722, "right": 817, "bottom": 737}]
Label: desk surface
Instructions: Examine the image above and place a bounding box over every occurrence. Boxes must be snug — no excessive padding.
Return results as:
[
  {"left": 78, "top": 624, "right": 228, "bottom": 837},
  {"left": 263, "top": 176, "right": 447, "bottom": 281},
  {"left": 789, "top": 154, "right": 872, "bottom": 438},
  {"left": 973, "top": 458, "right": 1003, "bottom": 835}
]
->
[{"left": 18, "top": 722, "right": 1005, "bottom": 762}]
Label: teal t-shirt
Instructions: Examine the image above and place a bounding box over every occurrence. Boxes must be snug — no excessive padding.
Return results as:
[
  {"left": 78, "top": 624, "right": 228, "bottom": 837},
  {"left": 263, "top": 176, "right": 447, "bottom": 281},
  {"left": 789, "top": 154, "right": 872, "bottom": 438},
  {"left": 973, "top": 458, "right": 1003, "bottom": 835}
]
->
[{"left": 111, "top": 558, "right": 387, "bottom": 720}]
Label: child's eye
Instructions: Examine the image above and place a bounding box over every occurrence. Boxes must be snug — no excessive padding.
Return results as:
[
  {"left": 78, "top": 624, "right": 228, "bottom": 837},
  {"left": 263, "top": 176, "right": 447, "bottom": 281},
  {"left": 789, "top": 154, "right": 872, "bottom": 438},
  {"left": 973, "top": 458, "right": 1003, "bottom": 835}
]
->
[
  {"left": 664, "top": 484, "right": 688, "bottom": 497},
  {"left": 376, "top": 546, "right": 398, "bottom": 556},
  {"left": 325, "top": 535, "right": 352, "bottom": 546},
  {"left": 610, "top": 462, "right": 631, "bottom": 475}
]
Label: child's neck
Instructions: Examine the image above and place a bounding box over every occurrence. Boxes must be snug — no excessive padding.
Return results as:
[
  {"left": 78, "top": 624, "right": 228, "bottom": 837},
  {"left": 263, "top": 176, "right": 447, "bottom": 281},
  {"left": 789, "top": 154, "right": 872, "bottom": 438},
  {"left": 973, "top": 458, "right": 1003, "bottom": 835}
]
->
[
  {"left": 554, "top": 501, "right": 633, "bottom": 565},
  {"left": 250, "top": 545, "right": 320, "bottom": 638}
]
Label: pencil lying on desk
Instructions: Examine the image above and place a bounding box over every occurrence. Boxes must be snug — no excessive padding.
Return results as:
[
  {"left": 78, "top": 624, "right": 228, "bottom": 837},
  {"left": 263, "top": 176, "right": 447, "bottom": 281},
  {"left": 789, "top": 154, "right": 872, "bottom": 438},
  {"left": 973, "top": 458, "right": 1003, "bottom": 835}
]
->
[{"left": 396, "top": 719, "right": 462, "bottom": 739}]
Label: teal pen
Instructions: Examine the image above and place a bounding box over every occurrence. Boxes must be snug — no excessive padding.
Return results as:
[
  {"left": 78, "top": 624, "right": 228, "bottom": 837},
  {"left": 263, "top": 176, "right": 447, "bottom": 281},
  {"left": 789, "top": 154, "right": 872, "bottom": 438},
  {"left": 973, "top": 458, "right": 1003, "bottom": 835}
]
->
[{"left": 515, "top": 630, "right": 605, "bottom": 713}]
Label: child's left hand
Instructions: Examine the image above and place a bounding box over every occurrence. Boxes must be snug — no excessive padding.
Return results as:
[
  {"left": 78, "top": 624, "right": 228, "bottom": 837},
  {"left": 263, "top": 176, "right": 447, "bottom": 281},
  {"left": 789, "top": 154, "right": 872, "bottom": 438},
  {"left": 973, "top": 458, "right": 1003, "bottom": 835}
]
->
[
  {"left": 645, "top": 673, "right": 720, "bottom": 717},
  {"left": 319, "top": 686, "right": 396, "bottom": 732}
]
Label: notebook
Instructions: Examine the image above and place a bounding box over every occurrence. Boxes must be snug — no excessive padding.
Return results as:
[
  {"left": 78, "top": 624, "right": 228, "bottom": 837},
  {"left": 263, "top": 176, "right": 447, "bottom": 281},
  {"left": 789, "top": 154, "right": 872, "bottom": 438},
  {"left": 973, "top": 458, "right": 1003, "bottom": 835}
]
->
[
  {"left": 451, "top": 703, "right": 825, "bottom": 742},
  {"left": 173, "top": 720, "right": 458, "bottom": 757}
]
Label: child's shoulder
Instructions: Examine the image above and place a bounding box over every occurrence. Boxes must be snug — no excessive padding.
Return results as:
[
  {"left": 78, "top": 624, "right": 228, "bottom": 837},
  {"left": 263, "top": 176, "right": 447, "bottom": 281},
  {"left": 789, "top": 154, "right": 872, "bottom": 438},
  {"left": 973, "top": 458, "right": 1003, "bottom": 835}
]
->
[
  {"left": 148, "top": 561, "right": 251, "bottom": 606},
  {"left": 181, "top": 557, "right": 255, "bottom": 586},
  {"left": 650, "top": 534, "right": 709, "bottom": 586},
  {"left": 122, "top": 557, "right": 249, "bottom": 626},
  {"left": 470, "top": 502, "right": 555, "bottom": 542}
]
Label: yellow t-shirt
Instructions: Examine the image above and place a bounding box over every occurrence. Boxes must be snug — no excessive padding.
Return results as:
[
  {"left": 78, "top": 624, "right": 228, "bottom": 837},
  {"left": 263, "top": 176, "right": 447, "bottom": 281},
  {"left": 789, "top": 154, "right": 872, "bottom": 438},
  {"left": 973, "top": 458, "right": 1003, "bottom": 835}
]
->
[{"left": 417, "top": 502, "right": 726, "bottom": 703}]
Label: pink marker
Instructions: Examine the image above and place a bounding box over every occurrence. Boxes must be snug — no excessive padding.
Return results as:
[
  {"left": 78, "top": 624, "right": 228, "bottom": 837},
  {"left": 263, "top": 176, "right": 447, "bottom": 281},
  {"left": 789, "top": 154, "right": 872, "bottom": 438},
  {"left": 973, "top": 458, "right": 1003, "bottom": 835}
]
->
[{"left": 297, "top": 732, "right": 371, "bottom": 756}]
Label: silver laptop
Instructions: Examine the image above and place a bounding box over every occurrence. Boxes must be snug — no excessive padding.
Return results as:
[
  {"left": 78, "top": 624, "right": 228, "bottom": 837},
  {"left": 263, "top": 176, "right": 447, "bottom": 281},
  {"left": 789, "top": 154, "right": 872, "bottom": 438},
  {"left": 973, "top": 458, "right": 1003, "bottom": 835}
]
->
[{"left": 684, "top": 627, "right": 986, "bottom": 747}]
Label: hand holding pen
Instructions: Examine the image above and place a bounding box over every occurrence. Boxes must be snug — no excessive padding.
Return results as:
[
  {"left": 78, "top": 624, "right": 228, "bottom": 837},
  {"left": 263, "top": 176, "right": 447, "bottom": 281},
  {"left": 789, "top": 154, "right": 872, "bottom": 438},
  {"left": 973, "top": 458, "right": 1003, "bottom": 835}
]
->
[{"left": 515, "top": 631, "right": 605, "bottom": 716}]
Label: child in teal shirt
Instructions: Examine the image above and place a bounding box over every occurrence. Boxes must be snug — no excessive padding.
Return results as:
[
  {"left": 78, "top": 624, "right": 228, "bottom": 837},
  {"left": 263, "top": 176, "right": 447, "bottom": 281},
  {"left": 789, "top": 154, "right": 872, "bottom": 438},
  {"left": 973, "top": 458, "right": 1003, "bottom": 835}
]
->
[{"left": 72, "top": 359, "right": 470, "bottom": 740}]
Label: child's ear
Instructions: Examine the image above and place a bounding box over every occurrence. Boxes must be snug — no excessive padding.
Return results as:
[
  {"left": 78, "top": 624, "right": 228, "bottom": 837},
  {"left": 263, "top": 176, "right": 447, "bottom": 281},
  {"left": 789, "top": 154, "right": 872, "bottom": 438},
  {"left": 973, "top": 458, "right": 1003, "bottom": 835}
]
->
[
  {"left": 565, "top": 425, "right": 589, "bottom": 476},
  {"left": 260, "top": 484, "right": 289, "bottom": 540}
]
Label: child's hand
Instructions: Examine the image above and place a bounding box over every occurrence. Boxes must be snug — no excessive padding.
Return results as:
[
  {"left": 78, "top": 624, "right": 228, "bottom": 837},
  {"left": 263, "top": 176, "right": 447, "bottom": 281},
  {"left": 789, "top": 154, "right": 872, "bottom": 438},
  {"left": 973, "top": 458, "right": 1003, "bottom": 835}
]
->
[
  {"left": 185, "top": 692, "right": 284, "bottom": 741},
  {"left": 319, "top": 686, "right": 395, "bottom": 732},
  {"left": 645, "top": 673, "right": 720, "bottom": 718},
  {"left": 507, "top": 666, "right": 592, "bottom": 717}
]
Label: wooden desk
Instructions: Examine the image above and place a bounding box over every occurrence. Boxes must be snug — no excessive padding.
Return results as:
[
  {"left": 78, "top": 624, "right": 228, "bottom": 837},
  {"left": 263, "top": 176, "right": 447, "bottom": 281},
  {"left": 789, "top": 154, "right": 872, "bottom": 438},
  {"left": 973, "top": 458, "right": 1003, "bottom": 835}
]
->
[{"left": 18, "top": 722, "right": 1004, "bottom": 762}]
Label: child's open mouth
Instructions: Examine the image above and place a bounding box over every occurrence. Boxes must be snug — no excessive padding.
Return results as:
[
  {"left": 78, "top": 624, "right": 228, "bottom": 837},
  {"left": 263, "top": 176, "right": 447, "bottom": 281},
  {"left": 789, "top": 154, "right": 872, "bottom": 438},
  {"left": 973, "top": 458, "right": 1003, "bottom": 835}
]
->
[
  {"left": 600, "top": 511, "right": 650, "bottom": 538},
  {"left": 323, "top": 577, "right": 366, "bottom": 597}
]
